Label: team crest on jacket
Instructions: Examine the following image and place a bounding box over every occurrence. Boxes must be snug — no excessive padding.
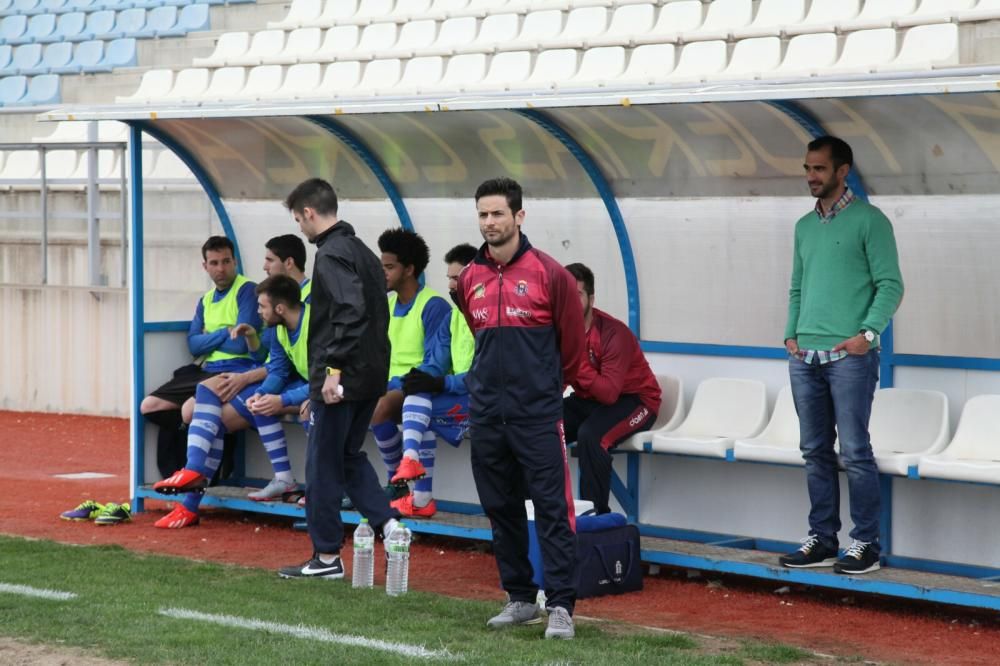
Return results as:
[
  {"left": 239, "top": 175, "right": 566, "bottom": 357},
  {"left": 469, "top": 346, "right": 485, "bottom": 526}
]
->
[
  {"left": 472, "top": 282, "right": 486, "bottom": 300},
  {"left": 515, "top": 280, "right": 528, "bottom": 296}
]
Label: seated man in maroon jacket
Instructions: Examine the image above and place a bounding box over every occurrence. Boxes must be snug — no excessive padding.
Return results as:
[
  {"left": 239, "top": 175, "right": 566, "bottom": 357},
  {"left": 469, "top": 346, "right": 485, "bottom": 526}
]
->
[{"left": 564, "top": 263, "right": 662, "bottom": 515}]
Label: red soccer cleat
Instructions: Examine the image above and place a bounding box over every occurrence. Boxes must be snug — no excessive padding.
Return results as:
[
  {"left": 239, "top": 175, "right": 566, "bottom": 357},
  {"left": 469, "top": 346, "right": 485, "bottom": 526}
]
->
[
  {"left": 153, "top": 469, "right": 207, "bottom": 495},
  {"left": 154, "top": 505, "right": 200, "bottom": 529},
  {"left": 391, "top": 494, "right": 437, "bottom": 518},
  {"left": 390, "top": 457, "right": 427, "bottom": 485}
]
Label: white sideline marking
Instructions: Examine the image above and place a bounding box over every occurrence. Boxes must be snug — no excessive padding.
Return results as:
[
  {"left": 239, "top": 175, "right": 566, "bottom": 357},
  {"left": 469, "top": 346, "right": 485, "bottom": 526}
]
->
[
  {"left": 52, "top": 472, "right": 115, "bottom": 480},
  {"left": 158, "top": 607, "right": 454, "bottom": 660},
  {"left": 0, "top": 583, "right": 77, "bottom": 601}
]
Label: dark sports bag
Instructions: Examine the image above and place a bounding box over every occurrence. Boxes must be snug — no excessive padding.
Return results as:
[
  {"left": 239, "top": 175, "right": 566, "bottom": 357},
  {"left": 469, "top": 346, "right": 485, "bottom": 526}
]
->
[{"left": 574, "top": 513, "right": 644, "bottom": 599}]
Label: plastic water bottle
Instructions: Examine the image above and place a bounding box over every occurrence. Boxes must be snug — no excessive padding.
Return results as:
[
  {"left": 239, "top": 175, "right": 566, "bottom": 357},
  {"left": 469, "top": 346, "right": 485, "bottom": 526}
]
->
[
  {"left": 352, "top": 518, "right": 375, "bottom": 589},
  {"left": 385, "top": 521, "right": 412, "bottom": 596}
]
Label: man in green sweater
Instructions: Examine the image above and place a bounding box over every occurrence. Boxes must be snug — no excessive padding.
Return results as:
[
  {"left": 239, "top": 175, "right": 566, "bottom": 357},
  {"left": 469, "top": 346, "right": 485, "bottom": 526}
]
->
[{"left": 779, "top": 136, "right": 903, "bottom": 575}]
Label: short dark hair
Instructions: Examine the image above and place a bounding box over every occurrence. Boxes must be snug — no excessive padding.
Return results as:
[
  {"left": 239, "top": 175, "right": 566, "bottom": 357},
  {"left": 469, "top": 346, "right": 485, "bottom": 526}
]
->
[
  {"left": 475, "top": 177, "right": 523, "bottom": 214},
  {"left": 807, "top": 135, "right": 853, "bottom": 170},
  {"left": 284, "top": 178, "right": 339, "bottom": 216},
  {"left": 201, "top": 235, "right": 234, "bottom": 261},
  {"left": 378, "top": 227, "right": 431, "bottom": 278},
  {"left": 444, "top": 243, "right": 478, "bottom": 267},
  {"left": 565, "top": 262, "right": 594, "bottom": 297},
  {"left": 265, "top": 234, "right": 307, "bottom": 272},
  {"left": 255, "top": 274, "right": 302, "bottom": 309}
]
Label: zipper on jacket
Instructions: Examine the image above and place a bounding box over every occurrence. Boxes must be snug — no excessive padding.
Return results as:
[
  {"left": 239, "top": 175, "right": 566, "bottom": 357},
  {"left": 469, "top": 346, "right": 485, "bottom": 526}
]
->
[{"left": 497, "top": 266, "right": 506, "bottom": 424}]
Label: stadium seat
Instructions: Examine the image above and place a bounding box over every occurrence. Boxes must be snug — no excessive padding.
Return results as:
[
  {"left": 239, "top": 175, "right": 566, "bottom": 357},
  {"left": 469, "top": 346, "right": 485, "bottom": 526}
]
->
[
  {"left": 352, "top": 0, "right": 395, "bottom": 24},
  {"left": 650, "top": 378, "right": 768, "bottom": 458},
  {"left": 315, "top": 0, "right": 359, "bottom": 27},
  {"left": 897, "top": 0, "right": 975, "bottom": 26},
  {"left": 842, "top": 0, "right": 918, "bottom": 30},
  {"left": 470, "top": 49, "right": 530, "bottom": 90},
  {"left": 11, "top": 42, "right": 41, "bottom": 74},
  {"left": 958, "top": 0, "right": 1000, "bottom": 22},
  {"left": 711, "top": 36, "right": 781, "bottom": 80},
  {"left": 390, "top": 0, "right": 432, "bottom": 21},
  {"left": 158, "top": 66, "right": 207, "bottom": 101},
  {"left": 199, "top": 66, "right": 245, "bottom": 101},
  {"left": 469, "top": 13, "right": 519, "bottom": 51},
  {"left": 113, "top": 8, "right": 145, "bottom": 38},
  {"left": 831, "top": 28, "right": 898, "bottom": 73},
  {"left": 314, "top": 25, "right": 361, "bottom": 61},
  {"left": 44, "top": 149, "right": 79, "bottom": 179},
  {"left": 568, "top": 45, "right": 626, "bottom": 88},
  {"left": 618, "top": 374, "right": 685, "bottom": 453},
  {"left": 142, "top": 6, "right": 177, "bottom": 38},
  {"left": 512, "top": 48, "right": 577, "bottom": 89},
  {"left": 0, "top": 150, "right": 39, "bottom": 181},
  {"left": 868, "top": 389, "right": 950, "bottom": 476},
  {"left": 102, "top": 36, "right": 135, "bottom": 68},
  {"left": 353, "top": 22, "right": 398, "bottom": 58},
  {"left": 318, "top": 60, "right": 362, "bottom": 96},
  {"left": 541, "top": 6, "right": 607, "bottom": 49},
  {"left": 395, "top": 54, "right": 442, "bottom": 92},
  {"left": 0, "top": 44, "right": 11, "bottom": 71},
  {"left": 376, "top": 18, "right": 437, "bottom": 58},
  {"left": 786, "top": 0, "right": 860, "bottom": 34},
  {"left": 0, "top": 0, "right": 12, "bottom": 13},
  {"left": 233, "top": 63, "right": 282, "bottom": 100},
  {"left": 269, "top": 27, "right": 321, "bottom": 65},
  {"left": 268, "top": 0, "right": 322, "bottom": 29},
  {"left": 25, "top": 12, "right": 56, "bottom": 42},
  {"left": 0, "top": 74, "right": 26, "bottom": 104},
  {"left": 228, "top": 28, "right": 285, "bottom": 66},
  {"left": 734, "top": 0, "right": 807, "bottom": 39},
  {"left": 13, "top": 0, "right": 39, "bottom": 13},
  {"left": 588, "top": 3, "right": 654, "bottom": 48},
  {"left": 732, "top": 386, "right": 803, "bottom": 465},
  {"left": 353, "top": 57, "right": 400, "bottom": 95},
  {"left": 275, "top": 61, "right": 321, "bottom": 98},
  {"left": 22, "top": 73, "right": 57, "bottom": 104},
  {"left": 146, "top": 149, "right": 195, "bottom": 184},
  {"left": 193, "top": 31, "right": 248, "bottom": 67},
  {"left": 918, "top": 395, "right": 1000, "bottom": 485},
  {"left": 618, "top": 43, "right": 675, "bottom": 85},
  {"left": 43, "top": 40, "right": 74, "bottom": 73},
  {"left": 82, "top": 9, "right": 114, "bottom": 40},
  {"left": 414, "top": 15, "right": 476, "bottom": 56},
  {"left": 115, "top": 67, "right": 172, "bottom": 103},
  {"left": 879, "top": 23, "right": 959, "bottom": 72},
  {"left": 1, "top": 15, "right": 27, "bottom": 43},
  {"left": 432, "top": 51, "right": 485, "bottom": 91},
  {"left": 166, "top": 3, "right": 209, "bottom": 36},
  {"left": 633, "top": 1, "right": 702, "bottom": 45},
  {"left": 668, "top": 40, "right": 727, "bottom": 82},
  {"left": 684, "top": 0, "right": 752, "bottom": 41},
  {"left": 73, "top": 38, "right": 104, "bottom": 72},
  {"left": 46, "top": 10, "right": 84, "bottom": 42},
  {"left": 41, "top": 0, "right": 68, "bottom": 12},
  {"left": 772, "top": 32, "right": 838, "bottom": 78}
]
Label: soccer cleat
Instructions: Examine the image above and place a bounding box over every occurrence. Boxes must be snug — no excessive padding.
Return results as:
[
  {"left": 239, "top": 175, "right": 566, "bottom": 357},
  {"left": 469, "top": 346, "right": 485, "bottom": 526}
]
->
[
  {"left": 60, "top": 500, "right": 105, "bottom": 521},
  {"left": 390, "top": 457, "right": 427, "bottom": 485},
  {"left": 278, "top": 555, "right": 344, "bottom": 579},
  {"left": 391, "top": 494, "right": 437, "bottom": 519},
  {"left": 94, "top": 502, "right": 131, "bottom": 526},
  {"left": 384, "top": 483, "right": 409, "bottom": 502},
  {"left": 778, "top": 535, "right": 839, "bottom": 569},
  {"left": 486, "top": 601, "right": 543, "bottom": 629},
  {"left": 153, "top": 469, "right": 207, "bottom": 495},
  {"left": 154, "top": 505, "right": 200, "bottom": 529},
  {"left": 248, "top": 477, "right": 298, "bottom": 502},
  {"left": 833, "top": 540, "right": 881, "bottom": 575},
  {"left": 544, "top": 606, "right": 575, "bottom": 640}
]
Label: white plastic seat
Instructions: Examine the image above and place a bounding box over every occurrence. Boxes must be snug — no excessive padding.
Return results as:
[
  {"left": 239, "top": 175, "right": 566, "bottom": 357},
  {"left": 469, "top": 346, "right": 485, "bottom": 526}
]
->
[
  {"left": 352, "top": 0, "right": 395, "bottom": 24},
  {"left": 384, "top": 19, "right": 437, "bottom": 57},
  {"left": 163, "top": 67, "right": 209, "bottom": 101},
  {"left": 589, "top": 3, "right": 654, "bottom": 47},
  {"left": 711, "top": 36, "right": 781, "bottom": 80},
  {"left": 733, "top": 386, "right": 803, "bottom": 465},
  {"left": 619, "top": 43, "right": 675, "bottom": 84},
  {"left": 918, "top": 395, "right": 1000, "bottom": 485},
  {"left": 0, "top": 150, "right": 41, "bottom": 182},
  {"left": 199, "top": 66, "right": 246, "bottom": 102},
  {"left": 235, "top": 64, "right": 283, "bottom": 100},
  {"left": 389, "top": 0, "right": 432, "bottom": 20},
  {"left": 958, "top": 0, "right": 1000, "bottom": 22},
  {"left": 510, "top": 48, "right": 576, "bottom": 89},
  {"left": 830, "top": 28, "right": 897, "bottom": 74},
  {"left": 508, "top": 9, "right": 563, "bottom": 49},
  {"left": 897, "top": 0, "right": 975, "bottom": 26},
  {"left": 667, "top": 40, "right": 727, "bottom": 82},
  {"left": 315, "top": 25, "right": 361, "bottom": 61},
  {"left": 115, "top": 68, "right": 172, "bottom": 103},
  {"left": 228, "top": 29, "right": 286, "bottom": 66},
  {"left": 270, "top": 27, "right": 322, "bottom": 65},
  {"left": 414, "top": 15, "right": 477, "bottom": 55},
  {"left": 683, "top": 0, "right": 751, "bottom": 41},
  {"left": 353, "top": 22, "right": 398, "bottom": 58},
  {"left": 44, "top": 149, "right": 80, "bottom": 180},
  {"left": 276, "top": 61, "right": 322, "bottom": 98},
  {"left": 772, "top": 32, "right": 838, "bottom": 78},
  {"left": 315, "top": 0, "right": 358, "bottom": 26},
  {"left": 618, "top": 374, "right": 685, "bottom": 452},
  {"left": 268, "top": 0, "right": 322, "bottom": 30},
  {"left": 651, "top": 378, "right": 768, "bottom": 458},
  {"left": 353, "top": 57, "right": 400, "bottom": 95},
  {"left": 318, "top": 60, "right": 362, "bottom": 95},
  {"left": 541, "top": 6, "right": 607, "bottom": 48},
  {"left": 634, "top": 0, "right": 701, "bottom": 44},
  {"left": 468, "top": 50, "right": 531, "bottom": 90},
  {"left": 469, "top": 13, "right": 520, "bottom": 51},
  {"left": 192, "top": 31, "right": 249, "bottom": 67},
  {"left": 430, "top": 52, "right": 485, "bottom": 91},
  {"left": 734, "top": 0, "right": 807, "bottom": 39},
  {"left": 868, "top": 389, "right": 950, "bottom": 476},
  {"left": 786, "top": 0, "right": 860, "bottom": 35},
  {"left": 146, "top": 150, "right": 194, "bottom": 183},
  {"left": 878, "top": 23, "right": 959, "bottom": 72},
  {"left": 395, "top": 55, "right": 443, "bottom": 92},
  {"left": 568, "top": 45, "right": 625, "bottom": 87},
  {"left": 841, "top": 0, "right": 918, "bottom": 30}
]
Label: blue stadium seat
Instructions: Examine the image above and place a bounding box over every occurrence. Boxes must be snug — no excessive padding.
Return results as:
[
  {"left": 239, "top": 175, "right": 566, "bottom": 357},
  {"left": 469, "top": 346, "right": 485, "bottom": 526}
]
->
[
  {"left": 24, "top": 12, "right": 55, "bottom": 41},
  {"left": 45, "top": 10, "right": 85, "bottom": 41},
  {"left": 41, "top": 0, "right": 69, "bottom": 14},
  {"left": 99, "top": 0, "right": 132, "bottom": 9},
  {"left": 142, "top": 5, "right": 175, "bottom": 37},
  {"left": 73, "top": 37, "right": 103, "bottom": 70},
  {"left": 82, "top": 8, "right": 113, "bottom": 38},
  {"left": 0, "top": 74, "right": 26, "bottom": 104},
  {"left": 11, "top": 41, "right": 41, "bottom": 73},
  {"left": 0, "top": 1, "right": 12, "bottom": 16},
  {"left": 42, "top": 39, "right": 73, "bottom": 72},
  {"left": 13, "top": 0, "right": 39, "bottom": 14},
  {"left": 1, "top": 15, "right": 27, "bottom": 42},
  {"left": 103, "top": 35, "right": 134, "bottom": 67},
  {"left": 114, "top": 7, "right": 145, "bottom": 37},
  {"left": 0, "top": 44, "right": 10, "bottom": 71},
  {"left": 68, "top": 0, "right": 99, "bottom": 11},
  {"left": 159, "top": 2, "right": 207, "bottom": 36},
  {"left": 23, "top": 72, "right": 58, "bottom": 104}
]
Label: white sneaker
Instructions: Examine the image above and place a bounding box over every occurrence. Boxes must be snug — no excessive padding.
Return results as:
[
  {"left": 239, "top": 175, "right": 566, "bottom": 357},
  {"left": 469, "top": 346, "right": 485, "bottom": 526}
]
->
[
  {"left": 544, "top": 606, "right": 575, "bottom": 639},
  {"left": 248, "top": 477, "right": 298, "bottom": 502},
  {"left": 486, "top": 601, "right": 543, "bottom": 629}
]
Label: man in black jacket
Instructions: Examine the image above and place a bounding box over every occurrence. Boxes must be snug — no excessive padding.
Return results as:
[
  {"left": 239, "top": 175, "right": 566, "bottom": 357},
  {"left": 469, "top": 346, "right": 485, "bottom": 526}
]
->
[{"left": 277, "top": 178, "right": 400, "bottom": 580}]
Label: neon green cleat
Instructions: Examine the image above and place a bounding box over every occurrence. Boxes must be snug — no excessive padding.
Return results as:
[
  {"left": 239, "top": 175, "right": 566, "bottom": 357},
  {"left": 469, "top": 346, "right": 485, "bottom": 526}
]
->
[
  {"left": 94, "top": 502, "right": 132, "bottom": 526},
  {"left": 60, "top": 500, "right": 106, "bottom": 521}
]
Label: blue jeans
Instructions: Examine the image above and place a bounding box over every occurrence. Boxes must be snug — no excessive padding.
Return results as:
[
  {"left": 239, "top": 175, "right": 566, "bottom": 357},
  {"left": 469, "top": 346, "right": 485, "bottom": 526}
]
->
[{"left": 789, "top": 350, "right": 880, "bottom": 547}]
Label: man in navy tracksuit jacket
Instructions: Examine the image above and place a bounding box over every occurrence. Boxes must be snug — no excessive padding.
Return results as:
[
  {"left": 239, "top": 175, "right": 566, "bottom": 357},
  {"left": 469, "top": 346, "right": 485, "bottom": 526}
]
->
[{"left": 456, "top": 177, "right": 587, "bottom": 640}]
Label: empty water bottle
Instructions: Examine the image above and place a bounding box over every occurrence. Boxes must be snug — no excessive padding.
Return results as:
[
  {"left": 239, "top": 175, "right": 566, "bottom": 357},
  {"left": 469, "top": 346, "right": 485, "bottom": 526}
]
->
[
  {"left": 385, "top": 521, "right": 412, "bottom": 596},
  {"left": 352, "top": 518, "right": 375, "bottom": 589}
]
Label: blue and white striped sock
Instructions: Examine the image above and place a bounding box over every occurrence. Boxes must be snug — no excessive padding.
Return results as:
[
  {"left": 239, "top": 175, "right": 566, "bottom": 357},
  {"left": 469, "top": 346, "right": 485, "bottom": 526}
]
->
[
  {"left": 413, "top": 430, "right": 437, "bottom": 506},
  {"left": 186, "top": 384, "right": 224, "bottom": 475},
  {"left": 401, "top": 393, "right": 433, "bottom": 462},
  {"left": 182, "top": 435, "right": 224, "bottom": 513},
  {"left": 372, "top": 421, "right": 402, "bottom": 476},
  {"left": 254, "top": 413, "right": 294, "bottom": 483}
]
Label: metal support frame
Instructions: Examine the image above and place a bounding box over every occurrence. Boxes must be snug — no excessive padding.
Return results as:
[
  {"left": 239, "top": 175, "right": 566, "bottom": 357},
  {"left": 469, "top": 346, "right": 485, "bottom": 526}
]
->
[{"left": 514, "top": 108, "right": 641, "bottom": 335}]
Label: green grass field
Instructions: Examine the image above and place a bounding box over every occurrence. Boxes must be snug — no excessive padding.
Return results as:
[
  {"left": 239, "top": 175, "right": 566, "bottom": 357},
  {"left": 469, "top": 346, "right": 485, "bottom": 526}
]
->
[{"left": 0, "top": 536, "right": 814, "bottom": 665}]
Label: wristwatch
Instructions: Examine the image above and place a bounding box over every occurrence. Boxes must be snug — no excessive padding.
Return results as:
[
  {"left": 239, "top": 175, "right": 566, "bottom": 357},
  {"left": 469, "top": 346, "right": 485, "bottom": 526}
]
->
[{"left": 860, "top": 330, "right": 875, "bottom": 344}]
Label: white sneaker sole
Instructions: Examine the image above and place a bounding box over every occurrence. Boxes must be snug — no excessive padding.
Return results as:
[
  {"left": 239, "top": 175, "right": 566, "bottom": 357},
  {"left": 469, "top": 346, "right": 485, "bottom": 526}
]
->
[
  {"left": 834, "top": 562, "right": 881, "bottom": 575},
  {"left": 780, "top": 557, "right": 838, "bottom": 569}
]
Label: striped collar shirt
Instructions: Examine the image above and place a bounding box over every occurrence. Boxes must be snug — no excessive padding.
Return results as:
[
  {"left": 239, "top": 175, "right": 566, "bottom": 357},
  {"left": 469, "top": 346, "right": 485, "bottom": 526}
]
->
[{"left": 815, "top": 187, "right": 855, "bottom": 224}]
